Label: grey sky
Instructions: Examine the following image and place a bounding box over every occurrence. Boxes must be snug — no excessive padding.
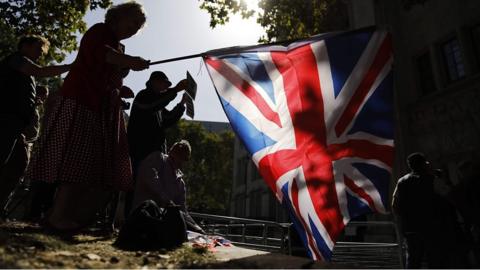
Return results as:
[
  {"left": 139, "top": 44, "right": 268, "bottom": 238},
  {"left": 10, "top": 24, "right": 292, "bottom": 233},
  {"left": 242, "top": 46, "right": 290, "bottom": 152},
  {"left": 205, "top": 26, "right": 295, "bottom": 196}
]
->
[{"left": 64, "top": 0, "right": 265, "bottom": 123}]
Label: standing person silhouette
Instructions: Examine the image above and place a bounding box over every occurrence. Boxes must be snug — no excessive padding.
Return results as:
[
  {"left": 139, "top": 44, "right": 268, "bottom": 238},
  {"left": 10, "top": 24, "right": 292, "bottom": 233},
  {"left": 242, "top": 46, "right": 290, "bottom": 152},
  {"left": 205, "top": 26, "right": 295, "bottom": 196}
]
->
[
  {"left": 125, "top": 71, "right": 188, "bottom": 215},
  {"left": 392, "top": 152, "right": 459, "bottom": 268},
  {"left": 0, "top": 35, "right": 70, "bottom": 211},
  {"left": 27, "top": 1, "right": 150, "bottom": 233},
  {"left": 128, "top": 71, "right": 188, "bottom": 168}
]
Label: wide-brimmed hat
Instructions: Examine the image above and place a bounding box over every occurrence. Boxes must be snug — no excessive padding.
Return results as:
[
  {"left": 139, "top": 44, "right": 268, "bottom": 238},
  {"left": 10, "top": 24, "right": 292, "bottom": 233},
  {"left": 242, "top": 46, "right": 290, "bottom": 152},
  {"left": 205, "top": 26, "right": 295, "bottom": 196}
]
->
[{"left": 147, "top": 71, "right": 172, "bottom": 88}]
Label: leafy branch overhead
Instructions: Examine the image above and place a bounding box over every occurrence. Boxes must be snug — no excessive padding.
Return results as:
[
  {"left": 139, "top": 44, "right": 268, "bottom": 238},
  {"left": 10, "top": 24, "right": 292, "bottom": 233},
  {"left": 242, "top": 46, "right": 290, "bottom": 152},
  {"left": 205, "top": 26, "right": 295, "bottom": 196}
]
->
[
  {"left": 0, "top": 0, "right": 112, "bottom": 64},
  {"left": 198, "top": 0, "right": 349, "bottom": 43}
]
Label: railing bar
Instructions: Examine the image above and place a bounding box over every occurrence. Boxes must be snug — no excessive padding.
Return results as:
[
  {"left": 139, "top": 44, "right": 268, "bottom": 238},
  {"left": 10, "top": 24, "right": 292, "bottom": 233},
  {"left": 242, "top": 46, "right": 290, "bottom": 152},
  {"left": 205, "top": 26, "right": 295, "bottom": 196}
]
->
[
  {"left": 191, "top": 211, "right": 402, "bottom": 266},
  {"left": 190, "top": 212, "right": 291, "bottom": 227}
]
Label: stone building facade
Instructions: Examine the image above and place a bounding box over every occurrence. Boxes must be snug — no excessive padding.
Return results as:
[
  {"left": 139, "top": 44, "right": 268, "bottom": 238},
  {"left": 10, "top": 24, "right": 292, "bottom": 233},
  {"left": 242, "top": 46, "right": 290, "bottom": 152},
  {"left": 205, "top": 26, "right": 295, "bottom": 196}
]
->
[
  {"left": 378, "top": 0, "right": 480, "bottom": 184},
  {"left": 228, "top": 0, "right": 480, "bottom": 221}
]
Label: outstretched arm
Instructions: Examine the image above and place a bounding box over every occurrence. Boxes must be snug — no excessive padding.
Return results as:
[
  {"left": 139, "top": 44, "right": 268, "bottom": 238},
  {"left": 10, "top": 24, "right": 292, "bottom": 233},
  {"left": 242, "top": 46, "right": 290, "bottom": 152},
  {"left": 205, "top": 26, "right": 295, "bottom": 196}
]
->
[
  {"left": 105, "top": 46, "right": 149, "bottom": 71},
  {"left": 162, "top": 93, "right": 187, "bottom": 127},
  {"left": 131, "top": 80, "right": 189, "bottom": 112},
  {"left": 17, "top": 60, "right": 70, "bottom": 78},
  {"left": 132, "top": 91, "right": 177, "bottom": 112}
]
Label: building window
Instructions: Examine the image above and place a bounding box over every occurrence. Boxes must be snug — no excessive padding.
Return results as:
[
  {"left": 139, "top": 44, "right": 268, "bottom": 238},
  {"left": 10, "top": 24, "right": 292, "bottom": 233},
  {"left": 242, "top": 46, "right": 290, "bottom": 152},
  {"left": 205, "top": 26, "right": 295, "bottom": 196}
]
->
[
  {"left": 472, "top": 25, "right": 480, "bottom": 68},
  {"left": 442, "top": 38, "right": 466, "bottom": 82},
  {"left": 416, "top": 52, "right": 436, "bottom": 95}
]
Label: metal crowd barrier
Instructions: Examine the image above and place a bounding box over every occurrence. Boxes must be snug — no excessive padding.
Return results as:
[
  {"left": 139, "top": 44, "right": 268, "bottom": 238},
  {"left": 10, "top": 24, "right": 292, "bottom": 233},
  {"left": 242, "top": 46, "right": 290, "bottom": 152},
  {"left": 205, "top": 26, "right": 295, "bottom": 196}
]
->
[
  {"left": 189, "top": 212, "right": 292, "bottom": 254},
  {"left": 189, "top": 213, "right": 403, "bottom": 268},
  {"left": 332, "top": 221, "right": 404, "bottom": 268}
]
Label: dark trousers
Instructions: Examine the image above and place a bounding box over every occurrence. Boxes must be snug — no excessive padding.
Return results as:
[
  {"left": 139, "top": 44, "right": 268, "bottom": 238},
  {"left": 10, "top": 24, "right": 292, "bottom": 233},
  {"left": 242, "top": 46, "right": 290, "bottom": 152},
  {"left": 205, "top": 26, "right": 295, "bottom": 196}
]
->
[
  {"left": 0, "top": 116, "right": 24, "bottom": 167},
  {"left": 0, "top": 139, "right": 29, "bottom": 209},
  {"left": 0, "top": 116, "right": 27, "bottom": 209},
  {"left": 404, "top": 232, "right": 449, "bottom": 269}
]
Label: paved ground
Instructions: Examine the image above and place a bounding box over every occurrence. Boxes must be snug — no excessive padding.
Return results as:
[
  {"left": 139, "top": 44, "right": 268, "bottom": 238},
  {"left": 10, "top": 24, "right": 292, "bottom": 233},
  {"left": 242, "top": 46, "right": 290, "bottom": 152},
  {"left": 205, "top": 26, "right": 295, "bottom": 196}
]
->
[
  {"left": 210, "top": 245, "right": 348, "bottom": 268},
  {"left": 0, "top": 221, "right": 361, "bottom": 268}
]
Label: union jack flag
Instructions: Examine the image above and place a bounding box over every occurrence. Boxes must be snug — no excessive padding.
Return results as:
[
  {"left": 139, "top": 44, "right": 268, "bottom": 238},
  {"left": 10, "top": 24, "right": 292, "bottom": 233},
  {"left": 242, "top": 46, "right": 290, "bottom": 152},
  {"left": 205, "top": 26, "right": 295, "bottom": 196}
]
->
[{"left": 203, "top": 27, "right": 394, "bottom": 261}]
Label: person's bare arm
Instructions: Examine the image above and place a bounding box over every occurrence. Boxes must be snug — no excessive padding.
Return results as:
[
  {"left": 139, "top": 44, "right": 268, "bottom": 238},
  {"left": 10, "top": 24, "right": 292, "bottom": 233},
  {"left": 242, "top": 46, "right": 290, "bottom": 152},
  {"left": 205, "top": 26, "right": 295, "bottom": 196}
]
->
[
  {"left": 105, "top": 46, "right": 149, "bottom": 71},
  {"left": 18, "top": 61, "right": 71, "bottom": 78},
  {"left": 172, "top": 79, "right": 188, "bottom": 93}
]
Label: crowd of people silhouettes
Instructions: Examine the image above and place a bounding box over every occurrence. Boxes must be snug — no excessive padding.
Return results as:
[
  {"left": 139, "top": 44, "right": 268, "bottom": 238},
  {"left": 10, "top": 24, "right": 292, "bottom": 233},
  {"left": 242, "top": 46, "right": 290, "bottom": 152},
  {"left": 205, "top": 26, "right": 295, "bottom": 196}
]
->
[
  {"left": 0, "top": 1, "right": 478, "bottom": 268},
  {"left": 0, "top": 1, "right": 200, "bottom": 243}
]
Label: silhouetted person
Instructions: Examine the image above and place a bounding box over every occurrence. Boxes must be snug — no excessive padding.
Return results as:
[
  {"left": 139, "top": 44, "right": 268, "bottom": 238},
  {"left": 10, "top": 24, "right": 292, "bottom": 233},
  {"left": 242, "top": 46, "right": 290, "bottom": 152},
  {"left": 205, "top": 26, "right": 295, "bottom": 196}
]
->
[
  {"left": 127, "top": 71, "right": 188, "bottom": 170},
  {"left": 0, "top": 35, "right": 70, "bottom": 210},
  {"left": 132, "top": 140, "right": 204, "bottom": 234},
  {"left": 26, "top": 2, "right": 149, "bottom": 233},
  {"left": 0, "top": 86, "right": 50, "bottom": 216},
  {"left": 126, "top": 71, "right": 188, "bottom": 215},
  {"left": 392, "top": 152, "right": 451, "bottom": 268}
]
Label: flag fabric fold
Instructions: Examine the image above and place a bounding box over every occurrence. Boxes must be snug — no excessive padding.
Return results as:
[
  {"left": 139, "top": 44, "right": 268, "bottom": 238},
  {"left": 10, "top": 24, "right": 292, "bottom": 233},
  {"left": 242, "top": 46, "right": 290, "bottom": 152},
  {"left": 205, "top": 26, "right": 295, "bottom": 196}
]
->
[{"left": 203, "top": 27, "right": 394, "bottom": 261}]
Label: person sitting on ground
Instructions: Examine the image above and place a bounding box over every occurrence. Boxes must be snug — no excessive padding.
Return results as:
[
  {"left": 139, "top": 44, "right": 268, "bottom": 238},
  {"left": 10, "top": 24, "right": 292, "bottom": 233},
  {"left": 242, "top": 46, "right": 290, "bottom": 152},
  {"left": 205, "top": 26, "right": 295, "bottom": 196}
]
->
[{"left": 131, "top": 140, "right": 205, "bottom": 234}]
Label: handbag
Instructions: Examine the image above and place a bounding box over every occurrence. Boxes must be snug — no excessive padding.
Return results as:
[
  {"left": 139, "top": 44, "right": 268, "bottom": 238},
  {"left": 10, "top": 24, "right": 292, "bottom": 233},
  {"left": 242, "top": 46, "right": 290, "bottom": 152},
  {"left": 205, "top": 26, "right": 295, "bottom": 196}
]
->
[{"left": 114, "top": 200, "right": 187, "bottom": 250}]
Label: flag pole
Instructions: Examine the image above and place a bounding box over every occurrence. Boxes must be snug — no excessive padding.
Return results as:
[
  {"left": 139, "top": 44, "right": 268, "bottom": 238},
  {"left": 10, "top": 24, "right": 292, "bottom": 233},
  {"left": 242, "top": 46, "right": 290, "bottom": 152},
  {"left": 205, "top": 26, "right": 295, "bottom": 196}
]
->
[
  {"left": 148, "top": 38, "right": 299, "bottom": 66},
  {"left": 149, "top": 53, "right": 204, "bottom": 66},
  {"left": 147, "top": 28, "right": 362, "bottom": 66}
]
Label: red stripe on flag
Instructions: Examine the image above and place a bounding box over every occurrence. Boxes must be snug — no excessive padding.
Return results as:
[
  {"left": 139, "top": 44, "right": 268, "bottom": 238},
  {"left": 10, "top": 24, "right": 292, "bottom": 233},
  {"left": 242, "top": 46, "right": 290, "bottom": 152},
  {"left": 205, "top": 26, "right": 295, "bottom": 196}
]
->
[
  {"left": 258, "top": 149, "right": 301, "bottom": 193},
  {"left": 205, "top": 58, "right": 282, "bottom": 128},
  {"left": 271, "top": 47, "right": 344, "bottom": 242},
  {"left": 344, "top": 175, "right": 378, "bottom": 212},
  {"left": 291, "top": 178, "right": 323, "bottom": 260},
  {"left": 335, "top": 34, "right": 393, "bottom": 137},
  {"left": 328, "top": 140, "right": 394, "bottom": 167},
  {"left": 271, "top": 47, "right": 327, "bottom": 145}
]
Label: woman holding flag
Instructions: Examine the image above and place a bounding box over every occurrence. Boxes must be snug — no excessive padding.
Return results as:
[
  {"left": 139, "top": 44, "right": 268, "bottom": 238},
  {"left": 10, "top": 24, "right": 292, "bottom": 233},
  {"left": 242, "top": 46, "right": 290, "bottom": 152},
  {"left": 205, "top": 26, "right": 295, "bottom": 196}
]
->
[{"left": 27, "top": 1, "right": 149, "bottom": 233}]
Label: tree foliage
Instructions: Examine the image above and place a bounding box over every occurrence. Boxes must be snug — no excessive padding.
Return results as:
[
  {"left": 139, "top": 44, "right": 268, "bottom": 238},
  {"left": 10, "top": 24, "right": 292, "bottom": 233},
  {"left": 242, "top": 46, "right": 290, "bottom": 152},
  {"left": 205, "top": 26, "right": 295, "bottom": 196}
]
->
[
  {"left": 0, "top": 0, "right": 112, "bottom": 64},
  {"left": 165, "top": 120, "right": 235, "bottom": 215},
  {"left": 199, "top": 0, "right": 349, "bottom": 43}
]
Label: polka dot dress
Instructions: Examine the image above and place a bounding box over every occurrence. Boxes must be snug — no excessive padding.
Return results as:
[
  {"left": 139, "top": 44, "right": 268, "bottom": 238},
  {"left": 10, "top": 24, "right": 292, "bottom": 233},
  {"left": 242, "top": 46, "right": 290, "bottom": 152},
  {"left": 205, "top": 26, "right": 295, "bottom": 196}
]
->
[{"left": 27, "top": 93, "right": 133, "bottom": 191}]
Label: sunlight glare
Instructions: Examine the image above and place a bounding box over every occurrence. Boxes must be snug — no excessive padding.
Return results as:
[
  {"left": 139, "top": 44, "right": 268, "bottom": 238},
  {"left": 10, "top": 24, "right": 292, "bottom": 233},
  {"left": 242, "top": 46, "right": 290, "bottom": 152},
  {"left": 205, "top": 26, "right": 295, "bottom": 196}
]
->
[
  {"left": 243, "top": 0, "right": 259, "bottom": 11},
  {"left": 224, "top": 13, "right": 265, "bottom": 43}
]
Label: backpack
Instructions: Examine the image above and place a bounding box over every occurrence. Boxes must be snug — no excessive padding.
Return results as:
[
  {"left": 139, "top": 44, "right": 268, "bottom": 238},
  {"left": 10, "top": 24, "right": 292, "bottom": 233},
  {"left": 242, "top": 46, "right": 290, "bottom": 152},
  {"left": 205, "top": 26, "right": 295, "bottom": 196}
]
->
[{"left": 114, "top": 200, "right": 187, "bottom": 250}]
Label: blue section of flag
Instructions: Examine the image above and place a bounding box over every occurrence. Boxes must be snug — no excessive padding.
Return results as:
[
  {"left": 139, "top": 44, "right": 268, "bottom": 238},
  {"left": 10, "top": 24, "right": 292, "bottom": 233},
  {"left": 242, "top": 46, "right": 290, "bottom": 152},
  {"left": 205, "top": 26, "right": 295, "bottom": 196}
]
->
[
  {"left": 206, "top": 27, "right": 393, "bottom": 262},
  {"left": 348, "top": 71, "right": 394, "bottom": 139},
  {"left": 346, "top": 190, "right": 371, "bottom": 219},
  {"left": 352, "top": 162, "right": 390, "bottom": 208},
  {"left": 325, "top": 31, "right": 373, "bottom": 97},
  {"left": 308, "top": 215, "right": 333, "bottom": 259},
  {"left": 221, "top": 53, "right": 276, "bottom": 103},
  {"left": 281, "top": 182, "right": 313, "bottom": 259},
  {"left": 220, "top": 96, "right": 276, "bottom": 155}
]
